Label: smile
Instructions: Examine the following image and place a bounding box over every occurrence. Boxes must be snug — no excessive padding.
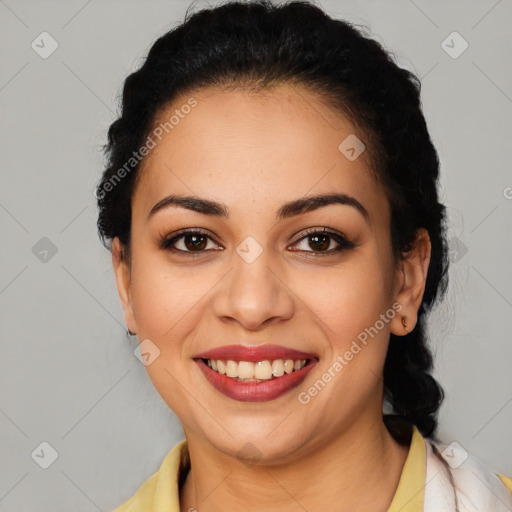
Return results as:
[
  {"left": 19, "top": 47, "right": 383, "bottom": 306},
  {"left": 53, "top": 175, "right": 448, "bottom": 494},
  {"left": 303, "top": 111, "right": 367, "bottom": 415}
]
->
[
  {"left": 193, "top": 344, "right": 319, "bottom": 402},
  {"left": 204, "top": 358, "right": 310, "bottom": 381}
]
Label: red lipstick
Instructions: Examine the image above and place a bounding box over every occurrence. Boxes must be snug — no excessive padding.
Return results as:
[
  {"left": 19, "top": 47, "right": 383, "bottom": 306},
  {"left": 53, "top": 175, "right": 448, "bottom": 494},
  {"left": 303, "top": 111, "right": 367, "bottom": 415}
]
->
[
  {"left": 193, "top": 344, "right": 318, "bottom": 402},
  {"left": 194, "top": 344, "right": 317, "bottom": 362}
]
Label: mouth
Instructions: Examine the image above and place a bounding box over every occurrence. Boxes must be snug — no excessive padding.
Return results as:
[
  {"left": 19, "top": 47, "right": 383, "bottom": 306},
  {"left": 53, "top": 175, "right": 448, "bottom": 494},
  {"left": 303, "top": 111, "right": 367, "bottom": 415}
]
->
[
  {"left": 193, "top": 344, "right": 319, "bottom": 402},
  {"left": 200, "top": 357, "right": 315, "bottom": 381}
]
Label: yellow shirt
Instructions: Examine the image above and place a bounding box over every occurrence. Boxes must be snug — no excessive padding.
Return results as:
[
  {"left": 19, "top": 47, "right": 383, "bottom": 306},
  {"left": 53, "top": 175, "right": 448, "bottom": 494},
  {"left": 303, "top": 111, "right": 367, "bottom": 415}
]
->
[{"left": 114, "top": 425, "right": 512, "bottom": 511}]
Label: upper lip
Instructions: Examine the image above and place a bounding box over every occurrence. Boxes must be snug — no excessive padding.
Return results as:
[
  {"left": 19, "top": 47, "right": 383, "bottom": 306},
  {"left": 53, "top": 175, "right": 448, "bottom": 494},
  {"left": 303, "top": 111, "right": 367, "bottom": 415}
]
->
[{"left": 194, "top": 344, "right": 318, "bottom": 362}]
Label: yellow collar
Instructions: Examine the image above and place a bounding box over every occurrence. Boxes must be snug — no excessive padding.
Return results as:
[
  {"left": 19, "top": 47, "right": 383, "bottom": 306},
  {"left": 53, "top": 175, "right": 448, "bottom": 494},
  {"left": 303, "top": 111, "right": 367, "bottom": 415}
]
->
[
  {"left": 115, "top": 425, "right": 428, "bottom": 511},
  {"left": 387, "top": 424, "right": 426, "bottom": 511}
]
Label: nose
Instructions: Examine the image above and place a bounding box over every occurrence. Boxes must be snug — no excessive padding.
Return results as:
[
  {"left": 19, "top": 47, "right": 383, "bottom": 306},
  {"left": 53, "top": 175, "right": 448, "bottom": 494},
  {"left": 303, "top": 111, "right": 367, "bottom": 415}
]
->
[{"left": 211, "top": 247, "right": 295, "bottom": 330}]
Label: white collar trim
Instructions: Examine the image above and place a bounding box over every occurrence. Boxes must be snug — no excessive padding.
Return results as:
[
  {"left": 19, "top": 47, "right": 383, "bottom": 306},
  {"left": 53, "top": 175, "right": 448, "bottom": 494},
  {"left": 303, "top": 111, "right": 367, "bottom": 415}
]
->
[{"left": 423, "top": 438, "right": 511, "bottom": 511}]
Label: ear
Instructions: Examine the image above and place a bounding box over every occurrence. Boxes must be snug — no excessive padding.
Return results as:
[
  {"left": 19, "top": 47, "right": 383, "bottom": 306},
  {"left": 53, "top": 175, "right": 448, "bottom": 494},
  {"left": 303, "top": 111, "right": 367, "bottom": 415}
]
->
[
  {"left": 111, "top": 237, "right": 138, "bottom": 335},
  {"left": 390, "top": 228, "right": 431, "bottom": 336}
]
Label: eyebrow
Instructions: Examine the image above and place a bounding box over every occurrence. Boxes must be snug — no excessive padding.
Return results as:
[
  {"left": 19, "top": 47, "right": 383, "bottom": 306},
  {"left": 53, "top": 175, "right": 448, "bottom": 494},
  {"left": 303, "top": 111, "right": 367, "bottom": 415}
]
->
[{"left": 147, "top": 193, "right": 370, "bottom": 223}]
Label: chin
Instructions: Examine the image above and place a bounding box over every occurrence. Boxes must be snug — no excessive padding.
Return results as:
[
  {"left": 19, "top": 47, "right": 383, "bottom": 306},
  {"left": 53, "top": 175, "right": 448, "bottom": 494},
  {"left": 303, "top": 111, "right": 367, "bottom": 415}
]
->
[{"left": 190, "top": 414, "right": 313, "bottom": 466}]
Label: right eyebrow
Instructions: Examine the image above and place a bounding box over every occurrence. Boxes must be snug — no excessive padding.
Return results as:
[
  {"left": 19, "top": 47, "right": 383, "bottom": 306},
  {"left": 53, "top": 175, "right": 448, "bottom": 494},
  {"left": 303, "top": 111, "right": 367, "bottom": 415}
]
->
[{"left": 147, "top": 195, "right": 229, "bottom": 221}]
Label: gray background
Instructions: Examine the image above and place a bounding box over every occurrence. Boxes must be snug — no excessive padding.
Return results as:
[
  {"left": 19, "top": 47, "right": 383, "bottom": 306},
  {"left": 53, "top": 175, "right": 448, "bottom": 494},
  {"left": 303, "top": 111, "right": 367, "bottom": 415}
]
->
[{"left": 1, "top": 0, "right": 511, "bottom": 510}]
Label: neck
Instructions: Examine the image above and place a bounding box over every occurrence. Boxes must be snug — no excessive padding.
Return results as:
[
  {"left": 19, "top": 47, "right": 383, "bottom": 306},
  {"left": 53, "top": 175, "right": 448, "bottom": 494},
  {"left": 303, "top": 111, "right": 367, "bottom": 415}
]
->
[{"left": 179, "top": 414, "right": 410, "bottom": 512}]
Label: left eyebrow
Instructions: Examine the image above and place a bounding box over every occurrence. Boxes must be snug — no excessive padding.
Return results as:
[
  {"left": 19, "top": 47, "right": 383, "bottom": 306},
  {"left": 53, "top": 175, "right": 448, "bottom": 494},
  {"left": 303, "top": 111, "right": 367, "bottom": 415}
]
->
[
  {"left": 147, "top": 193, "right": 370, "bottom": 223},
  {"left": 276, "top": 193, "right": 370, "bottom": 222}
]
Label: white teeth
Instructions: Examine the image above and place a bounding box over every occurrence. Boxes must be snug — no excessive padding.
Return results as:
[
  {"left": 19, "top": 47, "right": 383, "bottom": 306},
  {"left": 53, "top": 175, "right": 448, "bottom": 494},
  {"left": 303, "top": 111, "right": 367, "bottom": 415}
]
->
[
  {"left": 226, "top": 360, "right": 238, "bottom": 378},
  {"left": 294, "top": 359, "right": 306, "bottom": 371},
  {"left": 284, "top": 359, "right": 294, "bottom": 374},
  {"left": 272, "top": 359, "right": 284, "bottom": 377},
  {"left": 217, "top": 360, "right": 226, "bottom": 375},
  {"left": 254, "top": 360, "right": 272, "bottom": 380},
  {"left": 238, "top": 361, "right": 255, "bottom": 379},
  {"left": 204, "top": 358, "right": 309, "bottom": 381}
]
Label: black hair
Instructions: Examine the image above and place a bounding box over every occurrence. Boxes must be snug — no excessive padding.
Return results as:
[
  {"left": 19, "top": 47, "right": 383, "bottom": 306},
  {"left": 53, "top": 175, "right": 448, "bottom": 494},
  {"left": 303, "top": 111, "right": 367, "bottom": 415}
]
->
[{"left": 96, "top": 0, "right": 449, "bottom": 439}]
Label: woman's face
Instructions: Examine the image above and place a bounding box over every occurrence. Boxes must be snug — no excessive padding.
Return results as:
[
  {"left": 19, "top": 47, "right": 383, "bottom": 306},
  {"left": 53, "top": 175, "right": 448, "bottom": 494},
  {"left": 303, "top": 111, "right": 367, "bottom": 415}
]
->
[{"left": 112, "top": 83, "right": 427, "bottom": 463}]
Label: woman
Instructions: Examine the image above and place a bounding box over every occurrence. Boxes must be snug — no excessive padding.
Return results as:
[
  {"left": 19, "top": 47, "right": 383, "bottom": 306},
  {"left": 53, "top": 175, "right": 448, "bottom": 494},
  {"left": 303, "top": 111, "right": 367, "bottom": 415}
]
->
[{"left": 95, "top": 1, "right": 512, "bottom": 510}]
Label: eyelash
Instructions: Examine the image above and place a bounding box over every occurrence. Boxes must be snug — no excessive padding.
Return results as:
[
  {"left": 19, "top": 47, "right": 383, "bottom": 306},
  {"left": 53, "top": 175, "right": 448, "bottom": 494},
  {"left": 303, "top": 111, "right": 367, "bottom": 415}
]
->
[{"left": 159, "top": 227, "right": 357, "bottom": 258}]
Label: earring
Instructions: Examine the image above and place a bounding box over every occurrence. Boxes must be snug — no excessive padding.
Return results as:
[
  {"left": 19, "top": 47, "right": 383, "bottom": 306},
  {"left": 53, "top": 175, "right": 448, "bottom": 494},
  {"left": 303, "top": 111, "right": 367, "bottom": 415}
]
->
[{"left": 401, "top": 317, "right": 408, "bottom": 333}]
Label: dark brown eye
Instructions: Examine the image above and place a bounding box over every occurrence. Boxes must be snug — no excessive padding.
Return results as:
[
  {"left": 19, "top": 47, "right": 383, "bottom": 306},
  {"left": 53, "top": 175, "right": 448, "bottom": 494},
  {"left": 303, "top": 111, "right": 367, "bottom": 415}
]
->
[
  {"left": 160, "top": 229, "right": 221, "bottom": 255},
  {"left": 307, "top": 234, "right": 331, "bottom": 252},
  {"left": 290, "top": 228, "right": 357, "bottom": 256},
  {"left": 182, "top": 233, "right": 208, "bottom": 251}
]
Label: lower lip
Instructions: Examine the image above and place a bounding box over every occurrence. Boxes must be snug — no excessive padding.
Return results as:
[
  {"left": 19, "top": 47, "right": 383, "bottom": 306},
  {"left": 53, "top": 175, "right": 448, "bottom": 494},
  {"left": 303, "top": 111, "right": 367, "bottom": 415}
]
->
[{"left": 195, "top": 358, "right": 318, "bottom": 402}]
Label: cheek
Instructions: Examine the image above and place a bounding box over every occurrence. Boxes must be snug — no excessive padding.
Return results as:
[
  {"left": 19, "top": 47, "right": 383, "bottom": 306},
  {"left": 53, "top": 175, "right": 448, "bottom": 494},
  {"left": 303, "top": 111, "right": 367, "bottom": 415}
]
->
[
  {"left": 128, "top": 254, "right": 207, "bottom": 420},
  {"left": 129, "top": 249, "right": 210, "bottom": 339},
  {"left": 308, "top": 255, "right": 392, "bottom": 338},
  {"left": 304, "top": 247, "right": 394, "bottom": 399}
]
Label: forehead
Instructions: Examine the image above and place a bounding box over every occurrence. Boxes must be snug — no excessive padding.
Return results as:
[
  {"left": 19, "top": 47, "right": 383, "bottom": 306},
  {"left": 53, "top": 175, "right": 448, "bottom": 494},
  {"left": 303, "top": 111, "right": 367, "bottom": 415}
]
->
[{"left": 132, "top": 83, "right": 388, "bottom": 225}]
